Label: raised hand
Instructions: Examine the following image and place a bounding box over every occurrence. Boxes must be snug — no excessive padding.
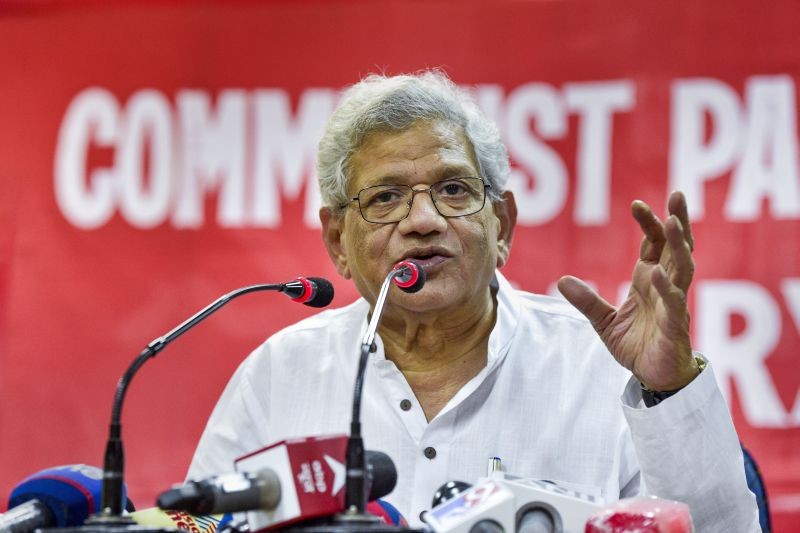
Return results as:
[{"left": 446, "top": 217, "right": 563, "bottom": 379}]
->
[{"left": 557, "top": 191, "right": 701, "bottom": 391}]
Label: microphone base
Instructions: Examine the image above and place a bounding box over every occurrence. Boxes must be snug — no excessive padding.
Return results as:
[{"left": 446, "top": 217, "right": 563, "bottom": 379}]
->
[
  {"left": 283, "top": 512, "right": 422, "bottom": 533},
  {"left": 38, "top": 514, "right": 176, "bottom": 533},
  {"left": 285, "top": 525, "right": 421, "bottom": 533},
  {"left": 39, "top": 529, "right": 176, "bottom": 533}
]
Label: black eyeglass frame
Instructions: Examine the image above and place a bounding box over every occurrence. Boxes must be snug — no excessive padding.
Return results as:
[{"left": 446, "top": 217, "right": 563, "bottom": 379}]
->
[{"left": 339, "top": 177, "right": 492, "bottom": 224}]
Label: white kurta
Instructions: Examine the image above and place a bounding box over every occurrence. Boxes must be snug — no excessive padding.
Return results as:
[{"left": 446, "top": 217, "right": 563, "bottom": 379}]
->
[{"left": 188, "top": 272, "right": 759, "bottom": 531}]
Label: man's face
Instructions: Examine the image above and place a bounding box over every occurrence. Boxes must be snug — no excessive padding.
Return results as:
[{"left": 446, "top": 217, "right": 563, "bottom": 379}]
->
[{"left": 321, "top": 120, "right": 515, "bottom": 315}]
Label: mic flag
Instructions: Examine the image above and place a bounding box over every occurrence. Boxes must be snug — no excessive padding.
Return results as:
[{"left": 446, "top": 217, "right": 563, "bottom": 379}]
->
[
  {"left": 426, "top": 479, "right": 515, "bottom": 533},
  {"left": 236, "top": 434, "right": 348, "bottom": 532},
  {"left": 426, "top": 476, "right": 604, "bottom": 533},
  {"left": 159, "top": 435, "right": 397, "bottom": 532}
]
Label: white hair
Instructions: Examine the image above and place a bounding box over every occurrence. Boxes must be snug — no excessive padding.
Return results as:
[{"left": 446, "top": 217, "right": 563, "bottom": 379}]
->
[{"left": 316, "top": 70, "right": 510, "bottom": 209}]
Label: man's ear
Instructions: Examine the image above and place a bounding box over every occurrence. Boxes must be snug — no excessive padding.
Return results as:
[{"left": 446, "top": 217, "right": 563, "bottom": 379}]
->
[
  {"left": 320, "top": 206, "right": 351, "bottom": 279},
  {"left": 493, "top": 191, "right": 517, "bottom": 268}
]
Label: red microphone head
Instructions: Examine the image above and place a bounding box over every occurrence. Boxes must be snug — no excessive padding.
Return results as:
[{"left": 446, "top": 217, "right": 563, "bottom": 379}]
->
[{"left": 392, "top": 260, "right": 426, "bottom": 293}]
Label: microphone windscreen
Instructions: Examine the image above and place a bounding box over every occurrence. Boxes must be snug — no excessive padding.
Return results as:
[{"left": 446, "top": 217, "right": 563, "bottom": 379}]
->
[
  {"left": 585, "top": 496, "right": 693, "bottom": 532},
  {"left": 366, "top": 450, "right": 398, "bottom": 500},
  {"left": 392, "top": 259, "right": 426, "bottom": 293},
  {"left": 8, "top": 464, "right": 112, "bottom": 528},
  {"left": 305, "top": 277, "right": 334, "bottom": 307},
  {"left": 366, "top": 499, "right": 409, "bottom": 527}
]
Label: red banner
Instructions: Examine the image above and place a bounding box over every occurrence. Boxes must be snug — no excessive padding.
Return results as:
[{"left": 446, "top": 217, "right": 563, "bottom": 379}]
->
[{"left": 1, "top": 1, "right": 798, "bottom": 529}]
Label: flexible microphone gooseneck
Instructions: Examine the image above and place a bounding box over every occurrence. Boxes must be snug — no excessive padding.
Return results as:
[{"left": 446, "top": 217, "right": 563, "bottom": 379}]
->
[
  {"left": 98, "top": 278, "right": 334, "bottom": 522},
  {"left": 344, "top": 260, "right": 426, "bottom": 518}
]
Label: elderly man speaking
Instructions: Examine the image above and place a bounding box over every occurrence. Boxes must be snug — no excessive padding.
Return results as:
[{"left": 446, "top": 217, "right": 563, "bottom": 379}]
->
[{"left": 188, "top": 71, "right": 759, "bottom": 530}]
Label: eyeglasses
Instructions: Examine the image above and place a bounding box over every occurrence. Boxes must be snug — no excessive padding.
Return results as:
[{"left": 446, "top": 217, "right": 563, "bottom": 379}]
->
[{"left": 341, "top": 177, "right": 491, "bottom": 224}]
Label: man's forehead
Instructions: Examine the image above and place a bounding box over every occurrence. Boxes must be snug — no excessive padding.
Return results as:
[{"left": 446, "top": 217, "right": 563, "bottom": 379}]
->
[
  {"left": 348, "top": 120, "right": 479, "bottom": 186},
  {"left": 359, "top": 120, "right": 465, "bottom": 149}
]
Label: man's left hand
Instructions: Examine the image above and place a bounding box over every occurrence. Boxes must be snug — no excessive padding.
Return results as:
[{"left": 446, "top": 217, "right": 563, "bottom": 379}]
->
[{"left": 557, "top": 190, "right": 700, "bottom": 391}]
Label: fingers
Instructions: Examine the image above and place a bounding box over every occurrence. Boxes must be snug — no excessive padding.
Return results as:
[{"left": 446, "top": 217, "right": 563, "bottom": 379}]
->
[
  {"left": 632, "top": 200, "right": 665, "bottom": 262},
  {"left": 665, "top": 215, "right": 694, "bottom": 290},
  {"left": 667, "top": 190, "right": 694, "bottom": 251},
  {"left": 651, "top": 265, "right": 689, "bottom": 320},
  {"left": 557, "top": 276, "right": 616, "bottom": 333},
  {"left": 632, "top": 193, "right": 696, "bottom": 287}
]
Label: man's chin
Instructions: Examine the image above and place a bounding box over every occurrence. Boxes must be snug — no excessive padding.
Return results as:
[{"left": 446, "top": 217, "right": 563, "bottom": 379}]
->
[{"left": 387, "top": 284, "right": 478, "bottom": 315}]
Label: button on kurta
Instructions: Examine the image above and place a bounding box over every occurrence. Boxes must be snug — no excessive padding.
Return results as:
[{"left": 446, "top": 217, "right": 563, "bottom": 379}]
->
[
  {"left": 424, "top": 446, "right": 437, "bottom": 459},
  {"left": 400, "top": 399, "right": 412, "bottom": 411}
]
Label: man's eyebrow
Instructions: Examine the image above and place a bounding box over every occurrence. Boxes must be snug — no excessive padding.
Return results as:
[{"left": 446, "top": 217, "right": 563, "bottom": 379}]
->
[
  {"left": 434, "top": 163, "right": 479, "bottom": 178},
  {"left": 361, "top": 160, "right": 477, "bottom": 186},
  {"left": 363, "top": 173, "right": 411, "bottom": 186}
]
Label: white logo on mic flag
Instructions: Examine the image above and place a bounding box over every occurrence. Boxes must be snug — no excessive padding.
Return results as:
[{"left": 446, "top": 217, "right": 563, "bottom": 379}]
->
[{"left": 324, "top": 455, "right": 345, "bottom": 496}]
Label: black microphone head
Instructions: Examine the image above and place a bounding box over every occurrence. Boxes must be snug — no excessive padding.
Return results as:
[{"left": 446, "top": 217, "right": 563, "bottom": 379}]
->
[
  {"left": 431, "top": 480, "right": 472, "bottom": 508},
  {"left": 304, "top": 277, "right": 334, "bottom": 307},
  {"left": 365, "top": 450, "right": 398, "bottom": 501},
  {"left": 282, "top": 277, "right": 335, "bottom": 307},
  {"left": 157, "top": 483, "right": 206, "bottom": 514},
  {"left": 392, "top": 259, "right": 426, "bottom": 293}
]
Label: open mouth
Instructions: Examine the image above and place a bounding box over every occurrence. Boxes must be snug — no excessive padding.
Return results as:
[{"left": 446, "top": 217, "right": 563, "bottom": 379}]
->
[{"left": 402, "top": 250, "right": 450, "bottom": 271}]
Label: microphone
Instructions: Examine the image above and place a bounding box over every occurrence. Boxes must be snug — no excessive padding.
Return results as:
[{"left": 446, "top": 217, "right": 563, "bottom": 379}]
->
[
  {"left": 157, "top": 435, "right": 397, "bottom": 530},
  {"left": 425, "top": 479, "right": 515, "bottom": 533},
  {"left": 426, "top": 475, "right": 604, "bottom": 533},
  {"left": 158, "top": 471, "right": 281, "bottom": 516},
  {"left": 0, "top": 501, "right": 54, "bottom": 533},
  {"left": 158, "top": 452, "right": 395, "bottom": 515},
  {"left": 98, "top": 277, "right": 334, "bottom": 521},
  {"left": 280, "top": 277, "right": 335, "bottom": 307},
  {"left": 584, "top": 496, "right": 693, "bottom": 532},
  {"left": 392, "top": 260, "right": 426, "bottom": 293},
  {"left": 1, "top": 464, "right": 119, "bottom": 532},
  {"left": 498, "top": 476, "right": 602, "bottom": 533},
  {"left": 365, "top": 500, "right": 409, "bottom": 527},
  {"left": 431, "top": 481, "right": 473, "bottom": 508},
  {"left": 344, "top": 260, "right": 426, "bottom": 516}
]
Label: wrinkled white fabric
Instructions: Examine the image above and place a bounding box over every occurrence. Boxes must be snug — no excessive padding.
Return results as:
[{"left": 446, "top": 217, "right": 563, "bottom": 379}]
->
[{"left": 188, "top": 271, "right": 759, "bottom": 531}]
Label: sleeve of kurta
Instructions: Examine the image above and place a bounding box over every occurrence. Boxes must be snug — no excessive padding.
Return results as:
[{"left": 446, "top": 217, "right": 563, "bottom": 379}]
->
[{"left": 620, "top": 360, "right": 762, "bottom": 532}]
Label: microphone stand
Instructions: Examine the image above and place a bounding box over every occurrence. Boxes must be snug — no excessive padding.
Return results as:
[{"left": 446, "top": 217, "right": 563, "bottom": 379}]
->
[
  {"left": 99, "top": 284, "right": 284, "bottom": 520},
  {"left": 52, "top": 281, "right": 325, "bottom": 532},
  {"left": 344, "top": 264, "right": 404, "bottom": 515},
  {"left": 300, "top": 262, "right": 423, "bottom": 533}
]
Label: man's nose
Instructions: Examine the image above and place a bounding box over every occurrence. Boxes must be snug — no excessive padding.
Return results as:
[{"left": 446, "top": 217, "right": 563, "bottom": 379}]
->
[{"left": 398, "top": 188, "right": 447, "bottom": 234}]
